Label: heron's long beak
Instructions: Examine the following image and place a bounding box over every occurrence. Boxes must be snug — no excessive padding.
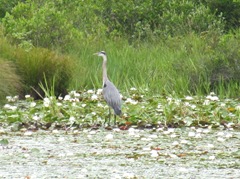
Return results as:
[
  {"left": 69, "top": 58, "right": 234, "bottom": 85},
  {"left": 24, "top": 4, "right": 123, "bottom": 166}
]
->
[{"left": 93, "top": 52, "right": 98, "bottom": 56}]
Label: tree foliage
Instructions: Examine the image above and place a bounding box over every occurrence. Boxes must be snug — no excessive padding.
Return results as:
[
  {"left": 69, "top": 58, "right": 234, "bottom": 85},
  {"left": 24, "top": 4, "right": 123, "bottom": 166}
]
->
[
  {"left": 0, "top": 0, "right": 24, "bottom": 18},
  {"left": 97, "top": 0, "right": 224, "bottom": 40},
  {"left": 205, "top": 0, "right": 240, "bottom": 31},
  {"left": 2, "top": 1, "right": 77, "bottom": 50},
  {"left": 0, "top": 0, "right": 230, "bottom": 49}
]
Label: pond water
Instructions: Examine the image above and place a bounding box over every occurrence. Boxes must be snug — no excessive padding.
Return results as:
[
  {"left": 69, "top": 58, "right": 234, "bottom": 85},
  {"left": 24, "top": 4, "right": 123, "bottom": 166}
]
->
[{"left": 0, "top": 127, "right": 239, "bottom": 178}]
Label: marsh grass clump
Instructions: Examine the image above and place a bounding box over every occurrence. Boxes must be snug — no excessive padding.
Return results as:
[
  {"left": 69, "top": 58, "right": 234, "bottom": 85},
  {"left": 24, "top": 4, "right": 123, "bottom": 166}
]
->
[
  {"left": 14, "top": 47, "right": 74, "bottom": 99},
  {"left": 6, "top": 48, "right": 73, "bottom": 98},
  {"left": 0, "top": 59, "right": 22, "bottom": 103},
  {"left": 0, "top": 34, "right": 74, "bottom": 100},
  {"left": 0, "top": 34, "right": 16, "bottom": 60}
]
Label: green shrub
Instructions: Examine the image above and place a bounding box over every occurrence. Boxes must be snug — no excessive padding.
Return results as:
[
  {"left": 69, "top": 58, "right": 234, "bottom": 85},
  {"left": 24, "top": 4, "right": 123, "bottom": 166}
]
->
[
  {"left": 0, "top": 0, "right": 20, "bottom": 18},
  {"left": 0, "top": 58, "right": 22, "bottom": 102},
  {"left": 2, "top": 1, "right": 77, "bottom": 50},
  {"left": 96, "top": 0, "right": 224, "bottom": 40},
  {"left": 205, "top": 0, "right": 240, "bottom": 31},
  {"left": 2, "top": 0, "right": 225, "bottom": 50}
]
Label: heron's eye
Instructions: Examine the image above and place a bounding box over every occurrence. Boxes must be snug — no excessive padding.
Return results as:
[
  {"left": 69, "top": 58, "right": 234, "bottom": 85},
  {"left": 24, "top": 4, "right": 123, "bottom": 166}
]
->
[
  {"left": 103, "top": 83, "right": 107, "bottom": 88},
  {"left": 100, "top": 51, "right": 106, "bottom": 55}
]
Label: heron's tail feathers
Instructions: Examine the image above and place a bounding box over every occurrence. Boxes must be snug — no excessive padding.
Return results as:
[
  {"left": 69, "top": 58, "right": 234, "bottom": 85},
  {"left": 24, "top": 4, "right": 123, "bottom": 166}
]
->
[{"left": 114, "top": 108, "right": 122, "bottom": 116}]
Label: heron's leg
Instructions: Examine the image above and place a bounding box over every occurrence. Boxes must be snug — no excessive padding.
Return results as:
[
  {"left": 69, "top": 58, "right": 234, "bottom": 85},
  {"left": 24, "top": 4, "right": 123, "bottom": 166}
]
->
[
  {"left": 114, "top": 114, "right": 116, "bottom": 126},
  {"left": 103, "top": 107, "right": 111, "bottom": 125},
  {"left": 108, "top": 107, "right": 111, "bottom": 125}
]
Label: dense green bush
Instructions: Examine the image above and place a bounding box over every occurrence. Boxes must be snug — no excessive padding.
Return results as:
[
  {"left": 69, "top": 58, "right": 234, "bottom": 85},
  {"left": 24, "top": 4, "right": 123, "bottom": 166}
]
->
[
  {"left": 2, "top": 0, "right": 239, "bottom": 46},
  {"left": 0, "top": 0, "right": 22, "bottom": 18},
  {"left": 205, "top": 0, "right": 240, "bottom": 31},
  {"left": 2, "top": 0, "right": 78, "bottom": 50},
  {"left": 97, "top": 0, "right": 224, "bottom": 40},
  {"left": 2, "top": 0, "right": 225, "bottom": 49}
]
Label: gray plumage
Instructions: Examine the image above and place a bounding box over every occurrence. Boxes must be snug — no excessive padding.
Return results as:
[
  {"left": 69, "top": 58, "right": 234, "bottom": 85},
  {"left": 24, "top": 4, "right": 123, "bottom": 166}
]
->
[
  {"left": 103, "top": 80, "right": 122, "bottom": 115},
  {"left": 94, "top": 51, "right": 122, "bottom": 125}
]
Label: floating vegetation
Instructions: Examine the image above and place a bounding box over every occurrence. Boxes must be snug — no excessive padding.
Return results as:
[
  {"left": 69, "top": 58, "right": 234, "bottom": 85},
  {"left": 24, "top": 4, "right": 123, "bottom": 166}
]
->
[
  {"left": 0, "top": 88, "right": 240, "bottom": 131},
  {"left": 0, "top": 88, "right": 240, "bottom": 178},
  {"left": 0, "top": 128, "right": 239, "bottom": 178}
]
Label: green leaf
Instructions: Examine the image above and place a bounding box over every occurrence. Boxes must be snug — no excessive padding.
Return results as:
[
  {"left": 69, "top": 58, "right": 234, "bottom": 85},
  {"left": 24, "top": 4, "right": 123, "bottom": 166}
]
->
[{"left": 0, "top": 139, "right": 9, "bottom": 146}]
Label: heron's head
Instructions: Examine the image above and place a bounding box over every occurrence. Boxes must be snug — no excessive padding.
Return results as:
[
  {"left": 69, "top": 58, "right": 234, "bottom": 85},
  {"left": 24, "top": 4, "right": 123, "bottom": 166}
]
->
[{"left": 94, "top": 51, "right": 106, "bottom": 57}]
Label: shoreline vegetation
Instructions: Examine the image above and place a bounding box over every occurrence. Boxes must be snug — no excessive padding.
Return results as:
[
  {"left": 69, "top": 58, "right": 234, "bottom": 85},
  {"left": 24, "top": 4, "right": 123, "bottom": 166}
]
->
[
  {"left": 1, "top": 0, "right": 240, "bottom": 129},
  {"left": 1, "top": 89, "right": 240, "bottom": 131}
]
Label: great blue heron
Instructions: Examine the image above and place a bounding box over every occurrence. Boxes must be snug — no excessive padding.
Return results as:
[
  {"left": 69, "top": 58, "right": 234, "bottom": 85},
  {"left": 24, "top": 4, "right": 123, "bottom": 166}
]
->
[{"left": 94, "top": 51, "right": 122, "bottom": 125}]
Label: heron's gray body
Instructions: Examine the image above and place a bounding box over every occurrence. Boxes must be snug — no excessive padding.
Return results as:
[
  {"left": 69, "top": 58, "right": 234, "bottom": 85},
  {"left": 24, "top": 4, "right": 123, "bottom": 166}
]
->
[
  {"left": 94, "top": 51, "right": 122, "bottom": 125},
  {"left": 103, "top": 80, "right": 122, "bottom": 115}
]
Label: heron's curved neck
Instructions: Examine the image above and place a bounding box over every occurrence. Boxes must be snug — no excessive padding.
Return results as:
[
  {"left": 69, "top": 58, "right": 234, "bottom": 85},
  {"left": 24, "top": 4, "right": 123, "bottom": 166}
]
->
[{"left": 102, "top": 55, "right": 109, "bottom": 83}]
